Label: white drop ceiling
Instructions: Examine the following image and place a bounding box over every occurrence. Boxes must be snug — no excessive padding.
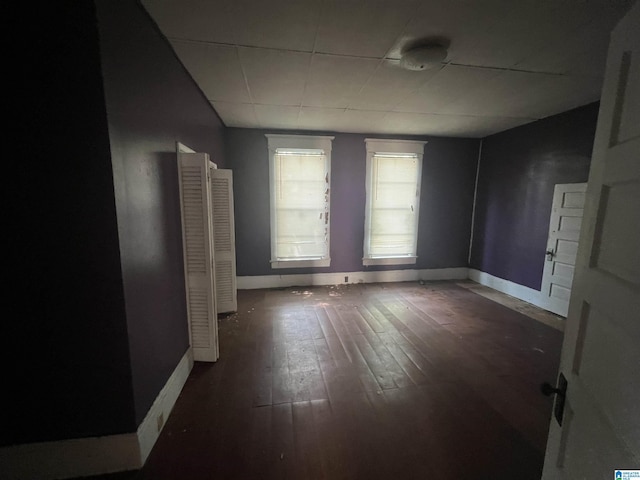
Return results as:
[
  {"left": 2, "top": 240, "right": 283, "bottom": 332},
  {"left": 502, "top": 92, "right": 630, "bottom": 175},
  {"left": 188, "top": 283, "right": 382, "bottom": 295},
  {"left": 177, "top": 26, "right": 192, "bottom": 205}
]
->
[{"left": 142, "top": 0, "right": 631, "bottom": 137}]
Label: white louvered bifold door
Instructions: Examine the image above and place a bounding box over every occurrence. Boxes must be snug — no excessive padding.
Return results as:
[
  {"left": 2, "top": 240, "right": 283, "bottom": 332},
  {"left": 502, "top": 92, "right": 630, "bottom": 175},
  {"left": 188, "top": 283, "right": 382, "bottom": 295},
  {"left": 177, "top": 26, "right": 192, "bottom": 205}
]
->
[
  {"left": 210, "top": 168, "right": 237, "bottom": 313},
  {"left": 178, "top": 152, "right": 219, "bottom": 362}
]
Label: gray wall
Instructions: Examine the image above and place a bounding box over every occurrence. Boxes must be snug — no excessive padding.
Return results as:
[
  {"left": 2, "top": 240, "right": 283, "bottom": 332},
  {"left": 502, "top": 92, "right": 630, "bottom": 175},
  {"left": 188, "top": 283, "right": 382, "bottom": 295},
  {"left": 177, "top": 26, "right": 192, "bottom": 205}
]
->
[
  {"left": 96, "top": 0, "right": 227, "bottom": 425},
  {"left": 4, "top": 0, "right": 229, "bottom": 447},
  {"left": 470, "top": 103, "right": 599, "bottom": 290},
  {"left": 226, "top": 129, "right": 480, "bottom": 277}
]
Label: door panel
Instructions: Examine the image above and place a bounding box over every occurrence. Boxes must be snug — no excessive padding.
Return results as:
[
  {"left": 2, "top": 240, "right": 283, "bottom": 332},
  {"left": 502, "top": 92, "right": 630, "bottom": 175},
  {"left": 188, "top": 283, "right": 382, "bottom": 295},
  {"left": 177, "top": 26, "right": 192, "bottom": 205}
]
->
[
  {"left": 177, "top": 147, "right": 219, "bottom": 362},
  {"left": 591, "top": 181, "right": 639, "bottom": 284},
  {"left": 542, "top": 2, "right": 640, "bottom": 478},
  {"left": 210, "top": 168, "right": 237, "bottom": 314},
  {"left": 541, "top": 183, "right": 586, "bottom": 316}
]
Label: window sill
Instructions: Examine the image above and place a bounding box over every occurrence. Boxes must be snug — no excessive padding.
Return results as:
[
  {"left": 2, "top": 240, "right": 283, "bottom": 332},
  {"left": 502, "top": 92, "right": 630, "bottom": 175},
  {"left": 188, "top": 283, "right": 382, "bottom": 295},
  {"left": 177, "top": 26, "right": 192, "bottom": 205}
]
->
[
  {"left": 271, "top": 258, "right": 331, "bottom": 269},
  {"left": 363, "top": 256, "right": 417, "bottom": 266}
]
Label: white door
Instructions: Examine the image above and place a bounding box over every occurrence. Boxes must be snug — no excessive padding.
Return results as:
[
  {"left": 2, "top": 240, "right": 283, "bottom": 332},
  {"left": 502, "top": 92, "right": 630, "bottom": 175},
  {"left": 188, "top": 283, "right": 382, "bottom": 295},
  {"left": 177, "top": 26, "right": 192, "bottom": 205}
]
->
[
  {"left": 177, "top": 145, "right": 219, "bottom": 362},
  {"left": 540, "top": 183, "right": 587, "bottom": 317},
  {"left": 542, "top": 3, "right": 639, "bottom": 479},
  {"left": 210, "top": 168, "right": 237, "bottom": 313}
]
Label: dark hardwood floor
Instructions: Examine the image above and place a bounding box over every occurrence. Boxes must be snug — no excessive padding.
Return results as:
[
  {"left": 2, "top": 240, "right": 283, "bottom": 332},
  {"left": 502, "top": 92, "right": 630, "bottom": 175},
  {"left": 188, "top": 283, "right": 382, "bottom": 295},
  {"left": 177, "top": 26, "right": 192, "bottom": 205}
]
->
[{"left": 125, "top": 281, "right": 563, "bottom": 479}]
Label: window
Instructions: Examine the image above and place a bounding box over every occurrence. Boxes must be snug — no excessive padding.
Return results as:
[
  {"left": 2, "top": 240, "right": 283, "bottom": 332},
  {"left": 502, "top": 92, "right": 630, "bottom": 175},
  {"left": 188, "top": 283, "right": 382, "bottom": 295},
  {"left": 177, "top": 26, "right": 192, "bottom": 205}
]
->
[
  {"left": 267, "top": 134, "right": 334, "bottom": 269},
  {"left": 363, "top": 139, "right": 426, "bottom": 266}
]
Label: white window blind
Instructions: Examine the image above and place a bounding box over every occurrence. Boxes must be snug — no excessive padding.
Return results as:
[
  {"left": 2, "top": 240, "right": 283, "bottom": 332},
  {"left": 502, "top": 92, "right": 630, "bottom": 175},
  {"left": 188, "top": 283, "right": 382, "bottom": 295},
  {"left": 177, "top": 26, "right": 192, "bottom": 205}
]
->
[
  {"left": 364, "top": 139, "right": 426, "bottom": 266},
  {"left": 267, "top": 135, "right": 334, "bottom": 269},
  {"left": 369, "top": 154, "right": 419, "bottom": 256},
  {"left": 274, "top": 150, "right": 329, "bottom": 260}
]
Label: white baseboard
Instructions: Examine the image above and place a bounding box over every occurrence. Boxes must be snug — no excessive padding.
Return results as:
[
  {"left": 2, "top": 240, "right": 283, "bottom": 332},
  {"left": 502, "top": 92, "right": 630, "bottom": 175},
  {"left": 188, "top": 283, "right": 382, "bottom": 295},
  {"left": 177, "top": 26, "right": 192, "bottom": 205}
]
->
[
  {"left": 237, "top": 267, "right": 469, "bottom": 290},
  {"left": 467, "top": 269, "right": 548, "bottom": 310},
  {"left": 137, "top": 346, "right": 193, "bottom": 463},
  {"left": 0, "top": 347, "right": 194, "bottom": 480}
]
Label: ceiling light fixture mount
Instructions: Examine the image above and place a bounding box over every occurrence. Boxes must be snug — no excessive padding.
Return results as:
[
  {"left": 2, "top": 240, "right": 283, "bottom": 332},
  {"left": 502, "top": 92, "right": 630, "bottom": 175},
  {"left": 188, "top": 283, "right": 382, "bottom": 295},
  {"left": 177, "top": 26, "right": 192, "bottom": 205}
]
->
[{"left": 400, "top": 43, "right": 448, "bottom": 71}]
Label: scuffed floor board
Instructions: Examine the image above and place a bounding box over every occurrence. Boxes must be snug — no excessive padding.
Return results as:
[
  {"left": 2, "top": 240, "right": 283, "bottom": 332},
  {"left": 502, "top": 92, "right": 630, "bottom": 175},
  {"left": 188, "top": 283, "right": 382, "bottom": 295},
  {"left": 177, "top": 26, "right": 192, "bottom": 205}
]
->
[{"left": 456, "top": 280, "right": 564, "bottom": 332}]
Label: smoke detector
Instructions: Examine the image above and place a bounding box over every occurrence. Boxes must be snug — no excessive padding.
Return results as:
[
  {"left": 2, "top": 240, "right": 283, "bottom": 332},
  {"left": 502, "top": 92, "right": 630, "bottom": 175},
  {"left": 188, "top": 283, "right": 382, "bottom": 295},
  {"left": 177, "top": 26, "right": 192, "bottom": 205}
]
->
[{"left": 400, "top": 44, "right": 447, "bottom": 71}]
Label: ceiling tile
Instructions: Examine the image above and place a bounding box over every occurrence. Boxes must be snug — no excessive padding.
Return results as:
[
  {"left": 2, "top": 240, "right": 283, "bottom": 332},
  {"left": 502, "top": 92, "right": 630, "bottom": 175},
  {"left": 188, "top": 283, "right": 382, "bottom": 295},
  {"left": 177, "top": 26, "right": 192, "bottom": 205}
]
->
[
  {"left": 348, "top": 61, "right": 443, "bottom": 111},
  {"left": 229, "top": 0, "right": 322, "bottom": 51},
  {"left": 211, "top": 102, "right": 257, "bottom": 127},
  {"left": 298, "top": 106, "right": 345, "bottom": 130},
  {"left": 254, "top": 105, "right": 300, "bottom": 129},
  {"left": 514, "top": 3, "right": 631, "bottom": 74},
  {"left": 142, "top": 0, "right": 236, "bottom": 43},
  {"left": 440, "top": 70, "right": 556, "bottom": 117},
  {"left": 447, "top": 2, "right": 584, "bottom": 68},
  {"left": 302, "top": 54, "right": 380, "bottom": 108},
  {"left": 172, "top": 41, "right": 250, "bottom": 102},
  {"left": 315, "top": 1, "right": 419, "bottom": 58},
  {"left": 379, "top": 112, "right": 450, "bottom": 135},
  {"left": 508, "top": 75, "right": 603, "bottom": 120},
  {"left": 515, "top": 20, "right": 611, "bottom": 76},
  {"left": 335, "top": 109, "right": 389, "bottom": 133},
  {"left": 238, "top": 47, "right": 311, "bottom": 106},
  {"left": 393, "top": 65, "right": 501, "bottom": 113}
]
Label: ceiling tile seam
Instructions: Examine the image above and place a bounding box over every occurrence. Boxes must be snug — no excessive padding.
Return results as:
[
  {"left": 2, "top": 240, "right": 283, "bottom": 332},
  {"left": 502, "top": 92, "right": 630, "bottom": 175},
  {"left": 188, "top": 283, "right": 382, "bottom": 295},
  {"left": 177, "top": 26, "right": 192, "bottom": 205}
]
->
[
  {"left": 336, "top": 104, "right": 538, "bottom": 121},
  {"left": 208, "top": 101, "right": 258, "bottom": 107},
  {"left": 342, "top": 0, "right": 426, "bottom": 117},
  {"left": 382, "top": 110, "right": 537, "bottom": 121},
  {"left": 226, "top": 7, "right": 262, "bottom": 128},
  {"left": 445, "top": 61, "right": 568, "bottom": 77},
  {"left": 208, "top": 101, "right": 454, "bottom": 112},
  {"left": 341, "top": 106, "right": 393, "bottom": 114},
  {"left": 254, "top": 102, "right": 304, "bottom": 108},
  {"left": 172, "top": 33, "right": 516, "bottom": 72},
  {"left": 234, "top": 45, "right": 260, "bottom": 128},
  {"left": 168, "top": 37, "right": 312, "bottom": 56},
  {"left": 172, "top": 39, "right": 601, "bottom": 74},
  {"left": 297, "top": 0, "right": 326, "bottom": 128},
  {"left": 167, "top": 37, "right": 389, "bottom": 61},
  {"left": 378, "top": 58, "right": 577, "bottom": 78}
]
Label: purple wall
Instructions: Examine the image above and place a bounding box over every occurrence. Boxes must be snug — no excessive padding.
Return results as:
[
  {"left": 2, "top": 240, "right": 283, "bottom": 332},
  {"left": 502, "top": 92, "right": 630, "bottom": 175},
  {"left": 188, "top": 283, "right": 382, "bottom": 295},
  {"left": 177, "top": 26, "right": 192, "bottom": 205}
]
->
[
  {"left": 95, "top": 0, "right": 226, "bottom": 425},
  {"left": 469, "top": 103, "right": 599, "bottom": 290},
  {"left": 226, "top": 128, "right": 479, "bottom": 277},
  {"left": 4, "top": 1, "right": 134, "bottom": 445}
]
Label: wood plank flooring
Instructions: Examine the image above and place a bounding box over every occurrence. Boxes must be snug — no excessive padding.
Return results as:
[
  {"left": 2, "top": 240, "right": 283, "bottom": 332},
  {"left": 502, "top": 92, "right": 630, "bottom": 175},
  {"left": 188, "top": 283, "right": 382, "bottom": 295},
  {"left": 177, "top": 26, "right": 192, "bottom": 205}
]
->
[{"left": 134, "top": 281, "right": 563, "bottom": 479}]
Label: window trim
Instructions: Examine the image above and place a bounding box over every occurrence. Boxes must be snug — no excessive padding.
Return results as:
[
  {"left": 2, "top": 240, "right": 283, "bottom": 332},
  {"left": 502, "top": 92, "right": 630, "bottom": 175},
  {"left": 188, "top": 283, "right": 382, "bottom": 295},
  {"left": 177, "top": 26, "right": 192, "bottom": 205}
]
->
[
  {"left": 266, "top": 134, "right": 334, "bottom": 269},
  {"left": 363, "top": 138, "right": 427, "bottom": 266}
]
